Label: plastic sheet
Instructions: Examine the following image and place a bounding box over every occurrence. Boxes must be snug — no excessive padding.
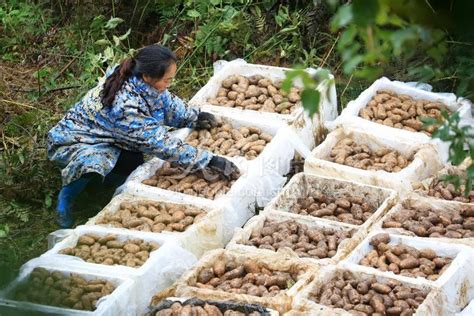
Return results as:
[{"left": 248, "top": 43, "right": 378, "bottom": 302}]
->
[
  {"left": 146, "top": 297, "right": 279, "bottom": 316},
  {"left": 304, "top": 125, "right": 444, "bottom": 191},
  {"left": 189, "top": 59, "right": 338, "bottom": 150},
  {"left": 175, "top": 249, "right": 318, "bottom": 314},
  {"left": 264, "top": 173, "right": 397, "bottom": 233},
  {"left": 332, "top": 77, "right": 473, "bottom": 162},
  {"left": 290, "top": 265, "right": 445, "bottom": 315},
  {"left": 0, "top": 257, "right": 136, "bottom": 316},
  {"left": 226, "top": 210, "right": 366, "bottom": 266}
]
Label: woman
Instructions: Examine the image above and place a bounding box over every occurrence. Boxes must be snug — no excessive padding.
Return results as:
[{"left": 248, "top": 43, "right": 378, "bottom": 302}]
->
[{"left": 48, "top": 44, "right": 238, "bottom": 228}]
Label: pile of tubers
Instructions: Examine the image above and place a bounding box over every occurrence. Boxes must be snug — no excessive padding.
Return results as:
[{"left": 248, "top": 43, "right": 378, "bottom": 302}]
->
[
  {"left": 154, "top": 302, "right": 261, "bottom": 316},
  {"left": 12, "top": 267, "right": 116, "bottom": 311},
  {"left": 96, "top": 200, "right": 206, "bottom": 233},
  {"left": 359, "top": 233, "right": 452, "bottom": 280},
  {"left": 310, "top": 270, "right": 428, "bottom": 315},
  {"left": 359, "top": 90, "right": 447, "bottom": 135},
  {"left": 329, "top": 138, "right": 413, "bottom": 172},
  {"left": 192, "top": 259, "right": 296, "bottom": 297},
  {"left": 59, "top": 234, "right": 159, "bottom": 267},
  {"left": 290, "top": 190, "right": 376, "bottom": 225},
  {"left": 185, "top": 123, "right": 272, "bottom": 160},
  {"left": 243, "top": 219, "right": 352, "bottom": 259},
  {"left": 207, "top": 75, "right": 301, "bottom": 114},
  {"left": 142, "top": 162, "right": 239, "bottom": 199},
  {"left": 426, "top": 179, "right": 474, "bottom": 203},
  {"left": 383, "top": 203, "right": 474, "bottom": 238}
]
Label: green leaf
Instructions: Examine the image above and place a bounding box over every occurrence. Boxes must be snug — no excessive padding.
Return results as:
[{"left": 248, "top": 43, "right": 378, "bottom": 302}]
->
[
  {"left": 104, "top": 46, "right": 114, "bottom": 61},
  {"left": 331, "top": 5, "right": 353, "bottom": 30},
  {"left": 119, "top": 28, "right": 131, "bottom": 41},
  {"left": 352, "top": 0, "right": 380, "bottom": 27},
  {"left": 301, "top": 88, "right": 320, "bottom": 118},
  {"left": 420, "top": 117, "right": 439, "bottom": 126},
  {"left": 314, "top": 69, "right": 330, "bottom": 82},
  {"left": 45, "top": 194, "right": 52, "bottom": 208},
  {"left": 210, "top": 0, "right": 220, "bottom": 5},
  {"left": 187, "top": 9, "right": 201, "bottom": 18},
  {"left": 113, "top": 35, "right": 120, "bottom": 46},
  {"left": 94, "top": 39, "right": 109, "bottom": 46},
  {"left": 105, "top": 17, "right": 124, "bottom": 29},
  {"left": 343, "top": 55, "right": 364, "bottom": 74},
  {"left": 0, "top": 225, "right": 9, "bottom": 238},
  {"left": 390, "top": 28, "right": 418, "bottom": 55}
]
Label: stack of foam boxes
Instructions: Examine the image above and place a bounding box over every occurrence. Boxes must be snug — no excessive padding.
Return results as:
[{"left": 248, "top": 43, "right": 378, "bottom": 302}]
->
[{"left": 0, "top": 59, "right": 337, "bottom": 315}]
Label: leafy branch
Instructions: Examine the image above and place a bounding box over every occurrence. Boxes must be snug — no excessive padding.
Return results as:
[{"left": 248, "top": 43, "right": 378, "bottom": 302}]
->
[
  {"left": 423, "top": 112, "right": 474, "bottom": 195},
  {"left": 281, "top": 68, "right": 332, "bottom": 117}
]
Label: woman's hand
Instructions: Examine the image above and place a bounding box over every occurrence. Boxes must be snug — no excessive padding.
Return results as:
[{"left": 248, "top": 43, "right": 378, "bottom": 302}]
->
[
  {"left": 195, "top": 111, "right": 218, "bottom": 130},
  {"left": 206, "top": 155, "right": 239, "bottom": 179}
]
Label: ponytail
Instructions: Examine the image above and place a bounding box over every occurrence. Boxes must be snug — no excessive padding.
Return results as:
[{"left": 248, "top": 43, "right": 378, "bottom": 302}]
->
[
  {"left": 101, "top": 58, "right": 136, "bottom": 107},
  {"left": 101, "top": 44, "right": 177, "bottom": 107}
]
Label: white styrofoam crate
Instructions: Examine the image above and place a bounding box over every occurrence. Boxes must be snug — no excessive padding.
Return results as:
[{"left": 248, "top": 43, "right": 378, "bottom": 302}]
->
[{"left": 264, "top": 173, "right": 397, "bottom": 233}]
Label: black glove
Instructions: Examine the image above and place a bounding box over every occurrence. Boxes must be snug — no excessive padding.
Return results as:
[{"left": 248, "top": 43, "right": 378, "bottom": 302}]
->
[
  {"left": 195, "top": 111, "right": 218, "bottom": 130},
  {"left": 206, "top": 155, "right": 239, "bottom": 179}
]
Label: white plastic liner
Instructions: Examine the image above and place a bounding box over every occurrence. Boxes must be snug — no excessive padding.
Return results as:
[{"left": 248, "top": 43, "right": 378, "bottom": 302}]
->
[
  {"left": 148, "top": 297, "right": 279, "bottom": 316},
  {"left": 332, "top": 77, "right": 473, "bottom": 162},
  {"left": 85, "top": 192, "right": 227, "bottom": 258},
  {"left": 40, "top": 225, "right": 198, "bottom": 314},
  {"left": 291, "top": 265, "right": 445, "bottom": 315},
  {"left": 304, "top": 125, "right": 444, "bottom": 191},
  {"left": 341, "top": 231, "right": 474, "bottom": 312},
  {"left": 0, "top": 257, "right": 136, "bottom": 316},
  {"left": 457, "top": 300, "right": 474, "bottom": 316},
  {"left": 264, "top": 173, "right": 397, "bottom": 233},
  {"left": 373, "top": 196, "right": 474, "bottom": 248},
  {"left": 226, "top": 210, "right": 366, "bottom": 266},
  {"left": 174, "top": 249, "right": 318, "bottom": 314},
  {"left": 189, "top": 59, "right": 338, "bottom": 150}
]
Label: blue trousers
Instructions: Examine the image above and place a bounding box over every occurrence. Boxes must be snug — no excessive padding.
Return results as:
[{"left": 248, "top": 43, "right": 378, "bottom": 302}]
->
[{"left": 56, "top": 150, "right": 143, "bottom": 228}]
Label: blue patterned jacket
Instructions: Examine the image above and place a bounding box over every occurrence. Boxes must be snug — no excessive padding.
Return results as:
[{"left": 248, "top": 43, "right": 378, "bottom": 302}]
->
[{"left": 47, "top": 74, "right": 211, "bottom": 186}]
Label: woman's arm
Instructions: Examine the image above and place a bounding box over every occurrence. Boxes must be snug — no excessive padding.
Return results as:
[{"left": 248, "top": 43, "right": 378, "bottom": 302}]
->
[
  {"left": 112, "top": 102, "right": 211, "bottom": 170},
  {"left": 159, "top": 90, "right": 199, "bottom": 128}
]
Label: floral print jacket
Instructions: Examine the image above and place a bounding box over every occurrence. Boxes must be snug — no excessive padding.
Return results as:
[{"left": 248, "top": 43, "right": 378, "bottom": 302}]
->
[{"left": 47, "top": 73, "right": 211, "bottom": 186}]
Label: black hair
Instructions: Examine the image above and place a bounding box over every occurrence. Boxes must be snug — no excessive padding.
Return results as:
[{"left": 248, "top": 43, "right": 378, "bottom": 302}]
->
[{"left": 101, "top": 44, "right": 177, "bottom": 107}]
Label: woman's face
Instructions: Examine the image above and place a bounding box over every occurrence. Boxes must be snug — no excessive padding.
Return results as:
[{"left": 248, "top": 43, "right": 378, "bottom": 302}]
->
[{"left": 143, "top": 62, "right": 176, "bottom": 92}]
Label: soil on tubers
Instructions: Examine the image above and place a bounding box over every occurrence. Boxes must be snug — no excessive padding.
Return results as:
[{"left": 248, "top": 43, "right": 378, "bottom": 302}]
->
[
  {"left": 243, "top": 219, "right": 353, "bottom": 259},
  {"left": 310, "top": 270, "right": 428, "bottom": 315},
  {"left": 96, "top": 199, "right": 207, "bottom": 233},
  {"left": 185, "top": 121, "right": 272, "bottom": 160},
  {"left": 328, "top": 138, "right": 413, "bottom": 172},
  {"left": 359, "top": 233, "right": 453, "bottom": 280},
  {"left": 290, "top": 189, "right": 377, "bottom": 225},
  {"left": 142, "top": 162, "right": 240, "bottom": 199},
  {"left": 154, "top": 302, "right": 261, "bottom": 316},
  {"left": 382, "top": 203, "right": 474, "bottom": 238},
  {"left": 426, "top": 179, "right": 474, "bottom": 203},
  {"left": 207, "top": 74, "right": 301, "bottom": 114},
  {"left": 359, "top": 90, "right": 449, "bottom": 135},
  {"left": 11, "top": 267, "right": 116, "bottom": 311},
  {"left": 59, "top": 234, "right": 160, "bottom": 268},
  {"left": 191, "top": 258, "right": 298, "bottom": 298}
]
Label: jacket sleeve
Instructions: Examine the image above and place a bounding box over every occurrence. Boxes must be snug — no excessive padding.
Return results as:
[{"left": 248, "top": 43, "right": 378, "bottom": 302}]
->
[
  {"left": 160, "top": 90, "right": 200, "bottom": 128},
  {"left": 111, "top": 101, "right": 211, "bottom": 170}
]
